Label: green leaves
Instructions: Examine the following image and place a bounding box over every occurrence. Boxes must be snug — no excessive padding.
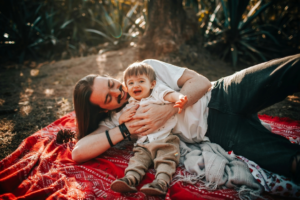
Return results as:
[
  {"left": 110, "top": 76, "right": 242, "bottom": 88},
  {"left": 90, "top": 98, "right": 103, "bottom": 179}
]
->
[
  {"left": 1, "top": 0, "right": 147, "bottom": 63},
  {"left": 60, "top": 19, "right": 74, "bottom": 29},
  {"left": 203, "top": 0, "right": 284, "bottom": 68},
  {"left": 230, "top": 43, "right": 238, "bottom": 68},
  {"left": 240, "top": 41, "right": 266, "bottom": 61},
  {"left": 239, "top": 1, "right": 275, "bottom": 31},
  {"left": 123, "top": 3, "right": 139, "bottom": 32},
  {"left": 85, "top": 29, "right": 115, "bottom": 43}
]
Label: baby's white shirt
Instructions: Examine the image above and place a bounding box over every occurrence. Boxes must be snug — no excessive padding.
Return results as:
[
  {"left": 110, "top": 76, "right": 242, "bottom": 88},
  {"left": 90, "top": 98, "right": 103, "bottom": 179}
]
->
[{"left": 99, "top": 82, "right": 177, "bottom": 143}]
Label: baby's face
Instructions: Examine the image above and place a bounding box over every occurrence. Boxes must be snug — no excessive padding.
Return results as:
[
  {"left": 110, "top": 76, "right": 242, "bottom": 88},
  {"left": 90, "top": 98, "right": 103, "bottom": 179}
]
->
[{"left": 126, "top": 74, "right": 156, "bottom": 100}]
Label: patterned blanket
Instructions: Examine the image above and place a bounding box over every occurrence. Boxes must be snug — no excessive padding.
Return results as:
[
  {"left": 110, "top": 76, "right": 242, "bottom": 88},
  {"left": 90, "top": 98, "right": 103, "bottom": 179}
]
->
[{"left": 0, "top": 112, "right": 299, "bottom": 200}]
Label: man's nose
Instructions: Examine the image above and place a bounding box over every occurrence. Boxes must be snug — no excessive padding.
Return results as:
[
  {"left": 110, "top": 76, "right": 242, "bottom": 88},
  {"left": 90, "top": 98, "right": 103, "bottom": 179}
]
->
[{"left": 110, "top": 88, "right": 121, "bottom": 97}]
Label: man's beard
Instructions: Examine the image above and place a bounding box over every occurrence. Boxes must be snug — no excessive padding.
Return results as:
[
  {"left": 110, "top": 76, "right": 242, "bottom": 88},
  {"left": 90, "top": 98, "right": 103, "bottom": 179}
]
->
[
  {"left": 115, "top": 85, "right": 130, "bottom": 113},
  {"left": 117, "top": 85, "right": 123, "bottom": 104}
]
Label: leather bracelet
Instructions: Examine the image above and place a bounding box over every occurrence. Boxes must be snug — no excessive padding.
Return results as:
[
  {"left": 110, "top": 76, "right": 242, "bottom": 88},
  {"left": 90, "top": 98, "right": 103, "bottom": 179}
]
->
[
  {"left": 119, "top": 123, "right": 131, "bottom": 141},
  {"left": 105, "top": 130, "right": 113, "bottom": 147},
  {"left": 118, "top": 125, "right": 127, "bottom": 139}
]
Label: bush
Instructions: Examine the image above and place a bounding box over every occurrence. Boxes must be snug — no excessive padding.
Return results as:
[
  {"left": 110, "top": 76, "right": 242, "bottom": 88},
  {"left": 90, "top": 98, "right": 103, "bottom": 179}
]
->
[
  {"left": 0, "top": 0, "right": 147, "bottom": 64},
  {"left": 198, "top": 0, "right": 300, "bottom": 67}
]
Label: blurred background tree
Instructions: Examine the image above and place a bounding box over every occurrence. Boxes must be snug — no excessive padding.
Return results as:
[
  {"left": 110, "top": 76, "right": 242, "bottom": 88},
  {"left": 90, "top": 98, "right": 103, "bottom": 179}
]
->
[
  {"left": 138, "top": 0, "right": 197, "bottom": 58},
  {"left": 1, "top": 0, "right": 299, "bottom": 67}
]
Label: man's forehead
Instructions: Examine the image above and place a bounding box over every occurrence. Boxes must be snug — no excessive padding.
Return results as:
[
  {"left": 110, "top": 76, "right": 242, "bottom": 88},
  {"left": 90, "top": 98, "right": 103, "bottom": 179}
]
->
[
  {"left": 94, "top": 76, "right": 109, "bottom": 87},
  {"left": 95, "top": 76, "right": 108, "bottom": 82},
  {"left": 91, "top": 77, "right": 108, "bottom": 104}
]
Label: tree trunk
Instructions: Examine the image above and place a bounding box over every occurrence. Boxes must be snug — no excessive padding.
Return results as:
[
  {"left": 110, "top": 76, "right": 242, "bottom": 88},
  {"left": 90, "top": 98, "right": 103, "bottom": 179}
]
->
[{"left": 139, "top": 0, "right": 197, "bottom": 59}]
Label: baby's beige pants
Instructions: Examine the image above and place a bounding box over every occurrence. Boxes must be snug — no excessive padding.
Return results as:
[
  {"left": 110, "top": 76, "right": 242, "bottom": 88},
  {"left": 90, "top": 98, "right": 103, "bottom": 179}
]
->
[{"left": 125, "top": 134, "right": 180, "bottom": 184}]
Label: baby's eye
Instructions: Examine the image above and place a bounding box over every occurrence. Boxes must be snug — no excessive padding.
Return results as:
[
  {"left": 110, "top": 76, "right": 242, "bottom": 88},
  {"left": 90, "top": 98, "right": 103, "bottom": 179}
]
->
[
  {"left": 139, "top": 80, "right": 144, "bottom": 83},
  {"left": 128, "top": 82, "right": 133, "bottom": 85}
]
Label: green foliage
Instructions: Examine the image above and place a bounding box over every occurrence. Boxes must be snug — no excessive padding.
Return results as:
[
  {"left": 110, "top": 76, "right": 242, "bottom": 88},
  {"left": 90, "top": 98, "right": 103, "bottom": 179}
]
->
[
  {"left": 0, "top": 0, "right": 147, "bottom": 64},
  {"left": 200, "top": 0, "right": 300, "bottom": 67},
  {"left": 2, "top": 0, "right": 298, "bottom": 66}
]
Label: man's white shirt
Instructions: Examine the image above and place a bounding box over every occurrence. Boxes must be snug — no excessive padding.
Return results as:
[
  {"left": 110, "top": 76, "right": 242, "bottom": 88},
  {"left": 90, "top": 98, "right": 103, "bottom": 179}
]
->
[{"left": 100, "top": 59, "right": 212, "bottom": 143}]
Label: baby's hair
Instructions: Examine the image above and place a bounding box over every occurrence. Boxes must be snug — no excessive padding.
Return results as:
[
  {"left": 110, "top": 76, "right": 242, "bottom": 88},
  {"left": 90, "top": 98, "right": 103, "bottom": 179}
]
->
[{"left": 123, "top": 62, "right": 156, "bottom": 84}]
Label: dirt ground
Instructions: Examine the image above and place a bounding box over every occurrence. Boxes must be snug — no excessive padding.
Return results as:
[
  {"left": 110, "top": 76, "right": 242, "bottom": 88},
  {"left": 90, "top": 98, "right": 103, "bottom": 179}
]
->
[{"left": 0, "top": 45, "right": 300, "bottom": 160}]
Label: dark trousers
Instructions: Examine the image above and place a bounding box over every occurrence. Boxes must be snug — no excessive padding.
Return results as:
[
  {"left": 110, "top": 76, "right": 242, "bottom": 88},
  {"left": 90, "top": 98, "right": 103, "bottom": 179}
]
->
[{"left": 206, "top": 54, "right": 300, "bottom": 178}]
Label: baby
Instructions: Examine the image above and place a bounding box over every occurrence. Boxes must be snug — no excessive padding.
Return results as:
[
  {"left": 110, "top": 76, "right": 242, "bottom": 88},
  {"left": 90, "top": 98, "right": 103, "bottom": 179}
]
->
[{"left": 109, "top": 62, "right": 188, "bottom": 195}]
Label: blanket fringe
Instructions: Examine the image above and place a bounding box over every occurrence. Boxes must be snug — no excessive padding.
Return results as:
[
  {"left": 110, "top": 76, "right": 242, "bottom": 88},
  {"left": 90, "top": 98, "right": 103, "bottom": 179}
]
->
[
  {"left": 173, "top": 172, "right": 264, "bottom": 200},
  {"left": 180, "top": 148, "right": 189, "bottom": 157},
  {"left": 238, "top": 186, "right": 266, "bottom": 200},
  {"left": 172, "top": 172, "right": 217, "bottom": 191},
  {"left": 172, "top": 171, "right": 205, "bottom": 186},
  {"left": 204, "top": 181, "right": 218, "bottom": 190}
]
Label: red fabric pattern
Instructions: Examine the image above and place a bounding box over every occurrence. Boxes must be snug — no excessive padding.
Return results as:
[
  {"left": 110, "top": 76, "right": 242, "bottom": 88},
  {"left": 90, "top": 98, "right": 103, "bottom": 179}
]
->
[
  {"left": 0, "top": 112, "right": 299, "bottom": 200},
  {"left": 259, "top": 114, "right": 300, "bottom": 144}
]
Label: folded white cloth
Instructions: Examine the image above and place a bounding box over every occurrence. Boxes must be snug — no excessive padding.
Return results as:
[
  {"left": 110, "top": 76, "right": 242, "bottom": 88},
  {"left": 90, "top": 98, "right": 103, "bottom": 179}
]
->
[{"left": 176, "top": 140, "right": 264, "bottom": 200}]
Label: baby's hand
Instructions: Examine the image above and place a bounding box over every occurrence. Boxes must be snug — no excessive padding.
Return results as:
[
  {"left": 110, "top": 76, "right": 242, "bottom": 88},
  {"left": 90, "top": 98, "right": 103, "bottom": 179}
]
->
[
  {"left": 173, "top": 95, "right": 188, "bottom": 114},
  {"left": 119, "top": 105, "right": 138, "bottom": 124}
]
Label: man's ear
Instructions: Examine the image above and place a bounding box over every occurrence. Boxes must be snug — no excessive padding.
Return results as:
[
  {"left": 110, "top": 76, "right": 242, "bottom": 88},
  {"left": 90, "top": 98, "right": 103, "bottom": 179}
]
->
[
  {"left": 150, "top": 80, "right": 156, "bottom": 89},
  {"left": 124, "top": 86, "right": 128, "bottom": 92},
  {"left": 122, "top": 84, "right": 128, "bottom": 92}
]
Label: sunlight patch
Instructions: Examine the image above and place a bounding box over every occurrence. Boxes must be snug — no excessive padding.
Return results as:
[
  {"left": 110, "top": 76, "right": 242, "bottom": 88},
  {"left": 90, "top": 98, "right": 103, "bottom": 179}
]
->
[
  {"left": 30, "top": 69, "right": 39, "bottom": 77},
  {"left": 44, "top": 89, "right": 54, "bottom": 96},
  {"left": 25, "top": 88, "right": 34, "bottom": 97},
  {"left": 20, "top": 105, "right": 32, "bottom": 116},
  {"left": 0, "top": 99, "right": 5, "bottom": 106},
  {"left": 130, "top": 42, "right": 136, "bottom": 47}
]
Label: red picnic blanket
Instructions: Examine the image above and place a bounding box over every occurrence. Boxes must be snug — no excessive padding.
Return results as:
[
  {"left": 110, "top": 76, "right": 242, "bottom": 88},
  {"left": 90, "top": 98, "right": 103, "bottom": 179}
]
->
[{"left": 0, "top": 112, "right": 300, "bottom": 200}]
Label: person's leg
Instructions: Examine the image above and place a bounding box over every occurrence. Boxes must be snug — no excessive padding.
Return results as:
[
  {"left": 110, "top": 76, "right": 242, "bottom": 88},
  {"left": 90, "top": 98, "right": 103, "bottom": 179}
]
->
[
  {"left": 207, "top": 54, "right": 300, "bottom": 182},
  {"left": 110, "top": 146, "right": 152, "bottom": 193},
  {"left": 124, "top": 146, "right": 153, "bottom": 183},
  {"left": 140, "top": 135, "right": 180, "bottom": 195},
  {"left": 153, "top": 135, "right": 180, "bottom": 182},
  {"left": 209, "top": 54, "right": 300, "bottom": 114},
  {"left": 206, "top": 109, "right": 300, "bottom": 181},
  {"left": 292, "top": 154, "right": 300, "bottom": 183}
]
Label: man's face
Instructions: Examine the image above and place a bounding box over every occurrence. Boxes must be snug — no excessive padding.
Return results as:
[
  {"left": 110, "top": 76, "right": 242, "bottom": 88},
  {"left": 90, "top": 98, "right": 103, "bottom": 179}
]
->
[{"left": 90, "top": 77, "right": 129, "bottom": 111}]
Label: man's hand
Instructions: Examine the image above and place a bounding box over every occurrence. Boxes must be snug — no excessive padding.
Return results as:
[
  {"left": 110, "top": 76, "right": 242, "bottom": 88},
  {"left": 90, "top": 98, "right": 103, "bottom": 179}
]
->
[
  {"left": 129, "top": 103, "right": 177, "bottom": 136},
  {"left": 118, "top": 104, "right": 138, "bottom": 124},
  {"left": 174, "top": 95, "right": 188, "bottom": 114},
  {"left": 127, "top": 68, "right": 211, "bottom": 136}
]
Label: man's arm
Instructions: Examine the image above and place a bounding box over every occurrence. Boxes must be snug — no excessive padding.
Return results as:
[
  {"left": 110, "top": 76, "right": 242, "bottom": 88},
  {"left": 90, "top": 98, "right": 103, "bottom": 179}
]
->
[
  {"left": 72, "top": 125, "right": 123, "bottom": 163},
  {"left": 177, "top": 68, "right": 211, "bottom": 108},
  {"left": 72, "top": 106, "right": 141, "bottom": 163},
  {"left": 130, "top": 69, "right": 211, "bottom": 135}
]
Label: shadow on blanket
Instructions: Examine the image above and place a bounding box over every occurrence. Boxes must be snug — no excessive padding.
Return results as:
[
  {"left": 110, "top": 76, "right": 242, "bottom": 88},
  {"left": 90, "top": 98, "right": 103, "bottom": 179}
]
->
[{"left": 0, "top": 112, "right": 299, "bottom": 200}]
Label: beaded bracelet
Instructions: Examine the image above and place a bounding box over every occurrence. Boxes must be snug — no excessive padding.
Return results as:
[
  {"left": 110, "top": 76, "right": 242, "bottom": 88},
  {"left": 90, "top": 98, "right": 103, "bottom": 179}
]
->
[
  {"left": 105, "top": 130, "right": 113, "bottom": 147},
  {"left": 119, "top": 123, "right": 131, "bottom": 141}
]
